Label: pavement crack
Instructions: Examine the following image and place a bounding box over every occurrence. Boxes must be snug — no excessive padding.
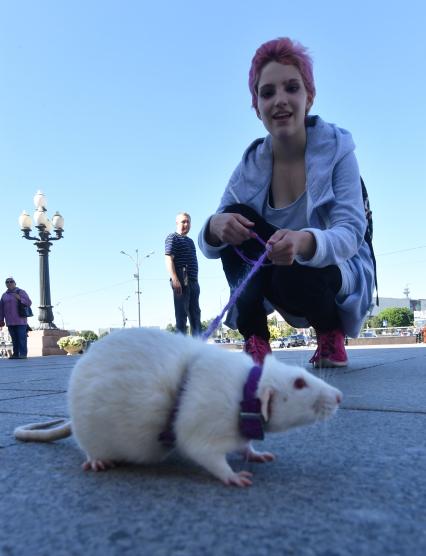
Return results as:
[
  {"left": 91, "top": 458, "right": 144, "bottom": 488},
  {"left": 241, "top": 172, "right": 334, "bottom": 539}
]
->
[
  {"left": 341, "top": 406, "right": 426, "bottom": 415},
  {"left": 0, "top": 391, "right": 66, "bottom": 401},
  {"left": 0, "top": 409, "right": 68, "bottom": 418}
]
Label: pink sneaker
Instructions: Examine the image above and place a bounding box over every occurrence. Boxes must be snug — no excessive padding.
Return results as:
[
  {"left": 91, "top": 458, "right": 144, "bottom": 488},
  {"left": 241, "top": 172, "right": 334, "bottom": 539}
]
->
[
  {"left": 244, "top": 335, "right": 272, "bottom": 365},
  {"left": 309, "top": 329, "right": 348, "bottom": 368}
]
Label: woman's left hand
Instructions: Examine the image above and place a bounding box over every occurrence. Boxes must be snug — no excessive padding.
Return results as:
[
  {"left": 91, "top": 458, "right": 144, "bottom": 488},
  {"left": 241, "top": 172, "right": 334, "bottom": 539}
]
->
[
  {"left": 14, "top": 293, "right": 21, "bottom": 301},
  {"left": 266, "top": 229, "right": 315, "bottom": 265}
]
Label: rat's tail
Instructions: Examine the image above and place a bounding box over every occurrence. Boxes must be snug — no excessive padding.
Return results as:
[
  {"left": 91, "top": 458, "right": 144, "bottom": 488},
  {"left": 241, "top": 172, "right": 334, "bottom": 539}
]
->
[{"left": 14, "top": 419, "right": 72, "bottom": 442}]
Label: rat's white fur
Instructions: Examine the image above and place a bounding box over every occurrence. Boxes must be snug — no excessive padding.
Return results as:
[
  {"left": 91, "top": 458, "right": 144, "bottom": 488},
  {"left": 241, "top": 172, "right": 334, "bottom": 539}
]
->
[{"left": 15, "top": 328, "right": 342, "bottom": 486}]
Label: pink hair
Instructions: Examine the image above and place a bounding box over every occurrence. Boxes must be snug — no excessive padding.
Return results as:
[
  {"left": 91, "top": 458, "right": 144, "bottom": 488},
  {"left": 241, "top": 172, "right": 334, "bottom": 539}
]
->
[{"left": 248, "top": 37, "right": 316, "bottom": 110}]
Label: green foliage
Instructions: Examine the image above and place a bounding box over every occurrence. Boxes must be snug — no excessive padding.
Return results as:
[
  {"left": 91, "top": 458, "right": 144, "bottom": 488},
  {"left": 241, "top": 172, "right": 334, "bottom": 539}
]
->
[
  {"left": 364, "top": 315, "right": 377, "bottom": 328},
  {"left": 373, "top": 307, "right": 414, "bottom": 327},
  {"left": 267, "top": 316, "right": 296, "bottom": 339},
  {"left": 98, "top": 331, "right": 109, "bottom": 339},
  {"left": 224, "top": 327, "right": 243, "bottom": 341},
  {"left": 57, "top": 335, "right": 85, "bottom": 349},
  {"left": 166, "top": 323, "right": 176, "bottom": 333},
  {"left": 79, "top": 330, "right": 99, "bottom": 341},
  {"left": 201, "top": 319, "right": 213, "bottom": 333}
]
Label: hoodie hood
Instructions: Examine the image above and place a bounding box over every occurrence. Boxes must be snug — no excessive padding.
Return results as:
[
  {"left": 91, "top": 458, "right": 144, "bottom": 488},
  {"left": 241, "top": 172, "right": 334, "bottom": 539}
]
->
[{"left": 227, "top": 115, "right": 356, "bottom": 211}]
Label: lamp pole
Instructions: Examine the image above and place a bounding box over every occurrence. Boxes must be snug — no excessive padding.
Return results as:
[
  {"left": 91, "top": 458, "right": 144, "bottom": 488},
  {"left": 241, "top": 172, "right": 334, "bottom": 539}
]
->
[
  {"left": 118, "top": 296, "right": 130, "bottom": 328},
  {"left": 120, "top": 249, "right": 154, "bottom": 327},
  {"left": 18, "top": 191, "right": 64, "bottom": 330}
]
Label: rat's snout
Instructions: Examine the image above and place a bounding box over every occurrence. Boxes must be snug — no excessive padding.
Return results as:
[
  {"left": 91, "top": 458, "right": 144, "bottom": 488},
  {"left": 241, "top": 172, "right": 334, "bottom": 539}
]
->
[{"left": 335, "top": 390, "right": 343, "bottom": 405}]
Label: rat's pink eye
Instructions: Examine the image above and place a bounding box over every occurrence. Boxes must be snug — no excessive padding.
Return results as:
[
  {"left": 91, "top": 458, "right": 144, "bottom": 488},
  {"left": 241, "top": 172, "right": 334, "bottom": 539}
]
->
[{"left": 294, "top": 378, "right": 307, "bottom": 390}]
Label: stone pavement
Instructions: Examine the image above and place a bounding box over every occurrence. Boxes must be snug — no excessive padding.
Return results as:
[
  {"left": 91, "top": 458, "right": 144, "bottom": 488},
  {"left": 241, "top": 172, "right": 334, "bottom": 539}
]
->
[{"left": 1, "top": 345, "right": 425, "bottom": 556}]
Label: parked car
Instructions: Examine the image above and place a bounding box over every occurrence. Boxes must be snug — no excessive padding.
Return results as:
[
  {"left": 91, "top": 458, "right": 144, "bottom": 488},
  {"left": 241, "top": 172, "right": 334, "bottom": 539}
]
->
[
  {"left": 360, "top": 331, "right": 377, "bottom": 338},
  {"left": 287, "top": 334, "right": 311, "bottom": 347}
]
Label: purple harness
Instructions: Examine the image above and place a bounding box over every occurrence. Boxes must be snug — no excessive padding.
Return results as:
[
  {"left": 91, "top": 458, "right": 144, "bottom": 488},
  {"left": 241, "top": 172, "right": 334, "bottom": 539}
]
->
[
  {"left": 238, "top": 365, "right": 265, "bottom": 440},
  {"left": 158, "top": 365, "right": 265, "bottom": 447}
]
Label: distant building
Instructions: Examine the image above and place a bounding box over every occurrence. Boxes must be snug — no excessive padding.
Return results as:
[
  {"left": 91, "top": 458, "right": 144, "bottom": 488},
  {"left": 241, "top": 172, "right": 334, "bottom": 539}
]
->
[
  {"left": 98, "top": 327, "right": 121, "bottom": 336},
  {"left": 272, "top": 297, "right": 426, "bottom": 329},
  {"left": 370, "top": 297, "right": 410, "bottom": 315},
  {"left": 98, "top": 325, "right": 161, "bottom": 337},
  {"left": 372, "top": 297, "right": 426, "bottom": 328}
]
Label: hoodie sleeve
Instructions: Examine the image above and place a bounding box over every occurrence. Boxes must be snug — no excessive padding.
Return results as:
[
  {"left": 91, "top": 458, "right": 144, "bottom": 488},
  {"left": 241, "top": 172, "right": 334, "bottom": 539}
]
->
[{"left": 295, "top": 151, "right": 366, "bottom": 268}]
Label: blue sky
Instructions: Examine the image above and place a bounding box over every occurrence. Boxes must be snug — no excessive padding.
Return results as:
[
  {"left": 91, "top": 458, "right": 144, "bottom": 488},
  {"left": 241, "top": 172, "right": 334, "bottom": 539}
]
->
[{"left": 1, "top": 0, "right": 425, "bottom": 333}]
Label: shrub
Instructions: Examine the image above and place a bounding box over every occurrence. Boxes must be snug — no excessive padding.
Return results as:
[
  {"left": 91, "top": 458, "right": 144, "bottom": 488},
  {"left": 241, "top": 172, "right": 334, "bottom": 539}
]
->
[{"left": 57, "top": 335, "right": 86, "bottom": 350}]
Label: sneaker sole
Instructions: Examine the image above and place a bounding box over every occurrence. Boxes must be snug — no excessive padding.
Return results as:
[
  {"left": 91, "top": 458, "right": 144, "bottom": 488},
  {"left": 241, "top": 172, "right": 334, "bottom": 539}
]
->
[{"left": 314, "top": 358, "right": 348, "bottom": 368}]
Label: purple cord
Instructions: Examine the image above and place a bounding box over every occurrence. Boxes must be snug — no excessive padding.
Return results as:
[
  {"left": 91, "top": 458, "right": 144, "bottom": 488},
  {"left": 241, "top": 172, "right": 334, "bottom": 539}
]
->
[{"left": 201, "top": 233, "right": 270, "bottom": 341}]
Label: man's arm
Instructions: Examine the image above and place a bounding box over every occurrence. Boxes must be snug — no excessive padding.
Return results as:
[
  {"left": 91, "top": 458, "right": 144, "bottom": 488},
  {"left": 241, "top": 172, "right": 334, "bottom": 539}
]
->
[{"left": 165, "top": 255, "right": 182, "bottom": 296}]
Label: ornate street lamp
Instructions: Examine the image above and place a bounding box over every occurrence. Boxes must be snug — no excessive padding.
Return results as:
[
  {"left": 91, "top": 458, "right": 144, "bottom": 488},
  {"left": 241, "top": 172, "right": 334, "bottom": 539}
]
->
[
  {"left": 120, "top": 249, "right": 154, "bottom": 327},
  {"left": 19, "top": 190, "right": 64, "bottom": 329}
]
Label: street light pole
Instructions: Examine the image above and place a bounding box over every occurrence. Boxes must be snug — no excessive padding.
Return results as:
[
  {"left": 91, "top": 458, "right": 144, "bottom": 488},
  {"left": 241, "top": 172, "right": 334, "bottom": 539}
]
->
[
  {"left": 120, "top": 249, "right": 154, "bottom": 327},
  {"left": 18, "top": 191, "right": 64, "bottom": 330},
  {"left": 135, "top": 249, "right": 141, "bottom": 327},
  {"left": 118, "top": 296, "right": 130, "bottom": 328}
]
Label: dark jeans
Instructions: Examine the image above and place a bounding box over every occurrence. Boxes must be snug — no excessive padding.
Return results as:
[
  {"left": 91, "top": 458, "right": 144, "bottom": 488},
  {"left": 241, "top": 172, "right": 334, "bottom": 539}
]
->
[
  {"left": 220, "top": 204, "right": 342, "bottom": 341},
  {"left": 173, "top": 279, "right": 202, "bottom": 336},
  {"left": 8, "top": 325, "right": 28, "bottom": 357}
]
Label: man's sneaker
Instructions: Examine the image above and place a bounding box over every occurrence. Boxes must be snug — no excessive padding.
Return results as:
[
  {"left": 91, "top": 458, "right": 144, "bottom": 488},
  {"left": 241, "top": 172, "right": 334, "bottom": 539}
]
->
[
  {"left": 244, "top": 335, "right": 272, "bottom": 365},
  {"left": 309, "top": 329, "right": 348, "bottom": 368}
]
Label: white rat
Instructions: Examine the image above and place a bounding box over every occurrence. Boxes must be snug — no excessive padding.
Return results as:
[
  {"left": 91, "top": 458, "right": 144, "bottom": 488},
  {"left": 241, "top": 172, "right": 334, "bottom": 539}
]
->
[{"left": 15, "top": 327, "right": 342, "bottom": 486}]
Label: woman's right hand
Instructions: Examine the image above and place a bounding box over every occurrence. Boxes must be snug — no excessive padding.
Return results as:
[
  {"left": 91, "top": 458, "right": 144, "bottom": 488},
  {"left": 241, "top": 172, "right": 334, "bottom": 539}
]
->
[{"left": 207, "top": 213, "right": 255, "bottom": 246}]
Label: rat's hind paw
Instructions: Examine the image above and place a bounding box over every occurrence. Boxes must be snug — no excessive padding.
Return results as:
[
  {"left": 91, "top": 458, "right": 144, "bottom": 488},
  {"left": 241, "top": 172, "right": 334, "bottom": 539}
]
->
[{"left": 82, "top": 459, "right": 115, "bottom": 472}]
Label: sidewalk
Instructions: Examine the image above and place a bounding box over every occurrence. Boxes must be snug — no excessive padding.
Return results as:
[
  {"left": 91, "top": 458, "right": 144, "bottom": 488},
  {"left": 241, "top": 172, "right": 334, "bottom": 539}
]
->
[{"left": 1, "top": 345, "right": 425, "bottom": 556}]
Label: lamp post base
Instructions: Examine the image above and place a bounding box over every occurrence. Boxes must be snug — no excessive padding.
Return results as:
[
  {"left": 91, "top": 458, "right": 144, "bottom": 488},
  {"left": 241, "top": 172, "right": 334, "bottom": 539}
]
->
[
  {"left": 27, "top": 329, "right": 70, "bottom": 357},
  {"left": 38, "top": 322, "right": 58, "bottom": 330}
]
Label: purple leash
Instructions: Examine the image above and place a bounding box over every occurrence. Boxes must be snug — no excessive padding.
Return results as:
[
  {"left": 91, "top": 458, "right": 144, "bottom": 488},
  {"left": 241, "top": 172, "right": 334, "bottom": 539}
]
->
[{"left": 201, "top": 233, "right": 271, "bottom": 342}]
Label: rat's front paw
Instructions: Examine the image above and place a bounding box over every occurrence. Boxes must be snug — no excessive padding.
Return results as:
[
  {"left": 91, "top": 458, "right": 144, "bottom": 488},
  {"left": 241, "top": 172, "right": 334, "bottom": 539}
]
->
[
  {"left": 223, "top": 470, "right": 253, "bottom": 487},
  {"left": 245, "top": 446, "right": 275, "bottom": 463}
]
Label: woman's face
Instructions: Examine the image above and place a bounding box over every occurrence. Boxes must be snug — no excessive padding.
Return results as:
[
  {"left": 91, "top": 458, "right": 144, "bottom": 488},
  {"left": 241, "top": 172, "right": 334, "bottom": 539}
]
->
[
  {"left": 255, "top": 62, "right": 312, "bottom": 142},
  {"left": 5, "top": 279, "right": 16, "bottom": 291}
]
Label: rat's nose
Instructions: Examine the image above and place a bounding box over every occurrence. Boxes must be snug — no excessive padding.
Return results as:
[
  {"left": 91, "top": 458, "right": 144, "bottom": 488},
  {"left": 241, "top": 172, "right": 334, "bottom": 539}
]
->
[{"left": 336, "top": 392, "right": 342, "bottom": 405}]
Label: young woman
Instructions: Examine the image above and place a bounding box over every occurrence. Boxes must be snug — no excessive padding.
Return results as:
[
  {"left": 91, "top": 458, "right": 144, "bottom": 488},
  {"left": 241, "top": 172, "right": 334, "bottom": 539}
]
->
[{"left": 198, "top": 37, "right": 375, "bottom": 367}]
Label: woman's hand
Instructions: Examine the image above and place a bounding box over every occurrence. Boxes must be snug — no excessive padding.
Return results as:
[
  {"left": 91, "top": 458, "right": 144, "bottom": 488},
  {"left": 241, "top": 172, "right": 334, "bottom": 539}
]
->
[
  {"left": 207, "top": 213, "right": 255, "bottom": 246},
  {"left": 266, "top": 229, "right": 316, "bottom": 265}
]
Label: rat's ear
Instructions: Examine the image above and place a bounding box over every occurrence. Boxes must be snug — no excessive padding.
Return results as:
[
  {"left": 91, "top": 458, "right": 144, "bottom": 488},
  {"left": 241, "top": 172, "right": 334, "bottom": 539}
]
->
[{"left": 259, "top": 387, "right": 274, "bottom": 422}]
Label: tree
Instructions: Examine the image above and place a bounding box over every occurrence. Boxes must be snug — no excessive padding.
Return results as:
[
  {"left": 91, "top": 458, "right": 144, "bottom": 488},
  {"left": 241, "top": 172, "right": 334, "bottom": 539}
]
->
[
  {"left": 79, "top": 330, "right": 99, "bottom": 342},
  {"left": 268, "top": 324, "right": 281, "bottom": 340},
  {"left": 267, "top": 316, "right": 295, "bottom": 339},
  {"left": 225, "top": 327, "right": 243, "bottom": 341},
  {"left": 372, "top": 307, "right": 414, "bottom": 328},
  {"left": 201, "top": 319, "right": 214, "bottom": 333}
]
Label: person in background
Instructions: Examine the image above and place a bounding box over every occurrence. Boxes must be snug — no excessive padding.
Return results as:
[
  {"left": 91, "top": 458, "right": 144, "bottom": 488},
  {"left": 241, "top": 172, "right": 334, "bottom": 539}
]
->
[
  {"left": 0, "top": 277, "right": 32, "bottom": 359},
  {"left": 165, "top": 212, "right": 202, "bottom": 336},
  {"left": 198, "top": 37, "right": 375, "bottom": 366}
]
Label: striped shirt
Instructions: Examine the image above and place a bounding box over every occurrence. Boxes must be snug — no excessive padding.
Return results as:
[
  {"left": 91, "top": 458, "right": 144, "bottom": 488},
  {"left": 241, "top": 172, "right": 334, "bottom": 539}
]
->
[{"left": 165, "top": 233, "right": 199, "bottom": 280}]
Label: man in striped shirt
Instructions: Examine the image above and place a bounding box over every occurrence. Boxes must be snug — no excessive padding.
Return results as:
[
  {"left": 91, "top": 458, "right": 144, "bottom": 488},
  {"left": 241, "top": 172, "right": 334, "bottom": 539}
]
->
[{"left": 165, "top": 212, "right": 201, "bottom": 336}]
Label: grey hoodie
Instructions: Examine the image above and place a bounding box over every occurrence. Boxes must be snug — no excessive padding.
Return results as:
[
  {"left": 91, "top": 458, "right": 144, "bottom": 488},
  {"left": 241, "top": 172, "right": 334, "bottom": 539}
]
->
[{"left": 198, "top": 116, "right": 375, "bottom": 338}]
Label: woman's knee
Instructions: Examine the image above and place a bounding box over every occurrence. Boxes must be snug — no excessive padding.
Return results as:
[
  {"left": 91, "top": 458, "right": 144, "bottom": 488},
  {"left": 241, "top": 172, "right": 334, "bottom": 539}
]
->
[{"left": 270, "top": 264, "right": 341, "bottom": 307}]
